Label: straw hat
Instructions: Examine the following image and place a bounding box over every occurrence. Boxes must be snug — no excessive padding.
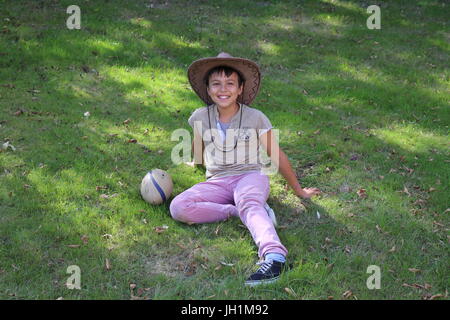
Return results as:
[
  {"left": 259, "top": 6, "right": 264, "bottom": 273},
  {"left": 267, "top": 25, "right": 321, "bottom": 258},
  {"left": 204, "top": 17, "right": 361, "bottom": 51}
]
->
[{"left": 187, "top": 52, "right": 261, "bottom": 105}]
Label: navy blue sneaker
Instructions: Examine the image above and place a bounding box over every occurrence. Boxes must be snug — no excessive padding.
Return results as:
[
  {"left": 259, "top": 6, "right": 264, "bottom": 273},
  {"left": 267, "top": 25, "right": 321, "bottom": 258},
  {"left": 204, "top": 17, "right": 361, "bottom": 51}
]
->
[{"left": 245, "top": 259, "right": 285, "bottom": 286}]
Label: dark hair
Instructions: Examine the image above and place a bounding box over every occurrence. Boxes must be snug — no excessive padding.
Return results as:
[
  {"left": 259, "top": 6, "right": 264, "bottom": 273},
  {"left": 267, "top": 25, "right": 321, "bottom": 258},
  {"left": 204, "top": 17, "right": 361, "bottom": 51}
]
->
[{"left": 204, "top": 66, "right": 244, "bottom": 87}]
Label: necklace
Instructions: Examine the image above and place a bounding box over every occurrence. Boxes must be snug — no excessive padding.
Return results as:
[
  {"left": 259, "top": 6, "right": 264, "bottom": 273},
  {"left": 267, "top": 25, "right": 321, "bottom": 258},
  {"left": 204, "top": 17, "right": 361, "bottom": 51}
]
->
[{"left": 207, "top": 103, "right": 243, "bottom": 152}]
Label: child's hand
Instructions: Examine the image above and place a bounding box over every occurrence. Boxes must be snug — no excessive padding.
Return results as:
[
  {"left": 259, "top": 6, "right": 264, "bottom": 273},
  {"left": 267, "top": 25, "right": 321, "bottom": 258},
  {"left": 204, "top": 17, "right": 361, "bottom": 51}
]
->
[
  {"left": 184, "top": 161, "right": 196, "bottom": 168},
  {"left": 295, "top": 187, "right": 321, "bottom": 199}
]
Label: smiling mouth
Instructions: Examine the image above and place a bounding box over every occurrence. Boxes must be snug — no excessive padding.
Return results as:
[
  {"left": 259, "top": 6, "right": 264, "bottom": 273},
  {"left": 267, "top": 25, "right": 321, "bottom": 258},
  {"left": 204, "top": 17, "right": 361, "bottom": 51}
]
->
[{"left": 218, "top": 95, "right": 230, "bottom": 100}]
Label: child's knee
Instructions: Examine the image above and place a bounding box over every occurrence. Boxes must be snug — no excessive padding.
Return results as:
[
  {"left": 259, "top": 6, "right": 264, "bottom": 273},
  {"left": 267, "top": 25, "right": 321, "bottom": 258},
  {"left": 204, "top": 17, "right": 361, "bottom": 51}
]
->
[
  {"left": 236, "top": 196, "right": 264, "bottom": 213},
  {"left": 169, "top": 195, "right": 194, "bottom": 224}
]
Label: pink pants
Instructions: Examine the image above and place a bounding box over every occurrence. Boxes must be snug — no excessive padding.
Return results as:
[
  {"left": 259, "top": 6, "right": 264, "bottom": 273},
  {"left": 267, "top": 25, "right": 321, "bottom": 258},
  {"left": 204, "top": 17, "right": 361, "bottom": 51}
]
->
[{"left": 169, "top": 171, "right": 288, "bottom": 258}]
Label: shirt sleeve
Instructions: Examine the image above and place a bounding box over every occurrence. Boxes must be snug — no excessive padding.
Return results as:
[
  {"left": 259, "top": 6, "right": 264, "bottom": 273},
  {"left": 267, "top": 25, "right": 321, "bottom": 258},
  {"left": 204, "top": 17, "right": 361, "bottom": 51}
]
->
[
  {"left": 188, "top": 109, "right": 204, "bottom": 140},
  {"left": 187, "top": 110, "right": 197, "bottom": 129},
  {"left": 257, "top": 110, "right": 273, "bottom": 137}
]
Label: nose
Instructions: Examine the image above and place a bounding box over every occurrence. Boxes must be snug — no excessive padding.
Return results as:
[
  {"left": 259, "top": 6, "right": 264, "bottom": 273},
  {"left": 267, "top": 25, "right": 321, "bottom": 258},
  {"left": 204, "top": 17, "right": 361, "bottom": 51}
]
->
[{"left": 219, "top": 83, "right": 227, "bottom": 91}]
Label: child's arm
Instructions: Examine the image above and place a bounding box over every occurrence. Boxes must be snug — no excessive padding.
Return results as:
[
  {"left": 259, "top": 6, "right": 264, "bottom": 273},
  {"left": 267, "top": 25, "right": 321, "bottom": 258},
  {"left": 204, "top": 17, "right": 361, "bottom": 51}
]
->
[{"left": 260, "top": 130, "right": 321, "bottom": 199}]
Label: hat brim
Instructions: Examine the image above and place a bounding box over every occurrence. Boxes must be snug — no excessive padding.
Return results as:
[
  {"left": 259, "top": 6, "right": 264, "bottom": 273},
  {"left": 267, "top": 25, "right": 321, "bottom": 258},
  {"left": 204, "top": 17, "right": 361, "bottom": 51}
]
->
[{"left": 187, "top": 57, "right": 261, "bottom": 106}]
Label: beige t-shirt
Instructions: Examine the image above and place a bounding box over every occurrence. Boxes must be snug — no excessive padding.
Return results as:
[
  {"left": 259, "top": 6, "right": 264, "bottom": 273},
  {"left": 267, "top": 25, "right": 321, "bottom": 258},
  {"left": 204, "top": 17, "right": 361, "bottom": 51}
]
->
[{"left": 188, "top": 103, "right": 273, "bottom": 179}]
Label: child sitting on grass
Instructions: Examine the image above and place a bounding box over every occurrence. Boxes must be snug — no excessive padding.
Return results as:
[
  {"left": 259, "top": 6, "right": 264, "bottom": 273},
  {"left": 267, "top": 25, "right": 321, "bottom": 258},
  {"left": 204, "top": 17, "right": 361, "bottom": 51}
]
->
[{"left": 170, "top": 52, "right": 321, "bottom": 286}]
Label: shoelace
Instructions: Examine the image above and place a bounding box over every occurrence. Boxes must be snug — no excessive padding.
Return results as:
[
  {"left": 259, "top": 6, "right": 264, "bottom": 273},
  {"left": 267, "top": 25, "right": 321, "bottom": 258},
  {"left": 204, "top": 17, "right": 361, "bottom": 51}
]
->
[{"left": 256, "top": 260, "right": 274, "bottom": 274}]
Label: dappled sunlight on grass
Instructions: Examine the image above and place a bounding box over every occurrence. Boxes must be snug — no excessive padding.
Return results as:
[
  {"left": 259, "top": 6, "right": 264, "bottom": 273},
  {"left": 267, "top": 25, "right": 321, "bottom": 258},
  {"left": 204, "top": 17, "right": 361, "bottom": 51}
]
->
[
  {"left": 372, "top": 124, "right": 448, "bottom": 154},
  {"left": 320, "top": 0, "right": 362, "bottom": 12},
  {"left": 266, "top": 17, "right": 296, "bottom": 31},
  {"left": 27, "top": 168, "right": 93, "bottom": 201},
  {"left": 427, "top": 34, "right": 450, "bottom": 52},
  {"left": 130, "top": 17, "right": 153, "bottom": 29},
  {"left": 257, "top": 40, "right": 281, "bottom": 56},
  {"left": 336, "top": 60, "right": 385, "bottom": 83},
  {"left": 86, "top": 38, "right": 124, "bottom": 52},
  {"left": 312, "top": 13, "right": 346, "bottom": 27}
]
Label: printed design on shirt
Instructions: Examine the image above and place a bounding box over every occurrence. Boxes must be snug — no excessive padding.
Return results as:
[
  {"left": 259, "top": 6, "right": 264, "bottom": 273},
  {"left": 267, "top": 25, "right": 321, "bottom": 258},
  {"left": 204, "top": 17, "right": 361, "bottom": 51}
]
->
[{"left": 238, "top": 128, "right": 255, "bottom": 142}]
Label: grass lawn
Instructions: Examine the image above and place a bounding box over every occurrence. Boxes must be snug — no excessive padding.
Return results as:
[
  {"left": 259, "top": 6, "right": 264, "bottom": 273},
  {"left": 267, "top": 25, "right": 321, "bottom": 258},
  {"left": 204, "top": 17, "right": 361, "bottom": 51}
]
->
[{"left": 0, "top": 0, "right": 448, "bottom": 300}]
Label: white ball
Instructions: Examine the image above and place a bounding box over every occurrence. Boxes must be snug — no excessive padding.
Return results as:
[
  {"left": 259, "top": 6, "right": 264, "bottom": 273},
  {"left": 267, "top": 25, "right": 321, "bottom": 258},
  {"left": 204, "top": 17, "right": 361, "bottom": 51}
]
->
[{"left": 140, "top": 169, "right": 173, "bottom": 205}]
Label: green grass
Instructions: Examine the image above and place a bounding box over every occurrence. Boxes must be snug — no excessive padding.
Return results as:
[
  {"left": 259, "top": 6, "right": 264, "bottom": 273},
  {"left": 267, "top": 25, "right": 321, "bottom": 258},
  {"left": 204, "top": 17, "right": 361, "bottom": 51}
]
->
[{"left": 0, "top": 0, "right": 448, "bottom": 300}]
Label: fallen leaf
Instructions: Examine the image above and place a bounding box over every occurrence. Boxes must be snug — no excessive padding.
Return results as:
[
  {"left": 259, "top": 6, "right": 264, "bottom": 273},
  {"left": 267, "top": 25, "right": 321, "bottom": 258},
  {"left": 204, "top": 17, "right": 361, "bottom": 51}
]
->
[
  {"left": 342, "top": 290, "right": 353, "bottom": 299},
  {"left": 67, "top": 244, "right": 80, "bottom": 248},
  {"left": 408, "top": 268, "right": 421, "bottom": 273},
  {"left": 99, "top": 193, "right": 118, "bottom": 199},
  {"left": 357, "top": 189, "right": 367, "bottom": 198},
  {"left": 128, "top": 139, "right": 137, "bottom": 143},
  {"left": 81, "top": 235, "right": 89, "bottom": 245},
  {"left": 388, "top": 246, "right": 396, "bottom": 253},
  {"left": 154, "top": 225, "right": 169, "bottom": 233},
  {"left": 284, "top": 287, "right": 297, "bottom": 297},
  {"left": 105, "top": 258, "right": 111, "bottom": 270},
  {"left": 136, "top": 288, "right": 145, "bottom": 296},
  {"left": 176, "top": 242, "right": 186, "bottom": 249},
  {"left": 129, "top": 283, "right": 137, "bottom": 290},
  {"left": 430, "top": 294, "right": 444, "bottom": 300},
  {"left": 403, "top": 186, "right": 411, "bottom": 197},
  {"left": 123, "top": 118, "right": 131, "bottom": 125},
  {"left": 219, "top": 261, "right": 234, "bottom": 267},
  {"left": 81, "top": 65, "right": 90, "bottom": 73},
  {"left": 433, "top": 221, "right": 444, "bottom": 227},
  {"left": 403, "top": 283, "right": 432, "bottom": 290}
]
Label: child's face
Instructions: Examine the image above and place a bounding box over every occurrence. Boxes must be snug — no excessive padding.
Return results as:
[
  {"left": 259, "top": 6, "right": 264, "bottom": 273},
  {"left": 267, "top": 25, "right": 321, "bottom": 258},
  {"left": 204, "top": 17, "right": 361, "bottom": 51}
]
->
[{"left": 207, "top": 71, "right": 243, "bottom": 109}]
